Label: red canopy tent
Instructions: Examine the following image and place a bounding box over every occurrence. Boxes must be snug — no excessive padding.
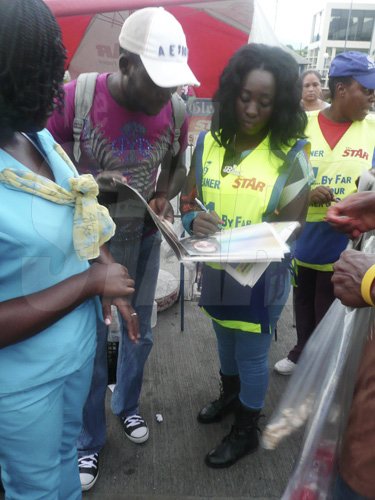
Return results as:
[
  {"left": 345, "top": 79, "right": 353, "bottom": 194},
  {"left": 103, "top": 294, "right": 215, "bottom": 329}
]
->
[{"left": 44, "top": 0, "right": 254, "bottom": 98}]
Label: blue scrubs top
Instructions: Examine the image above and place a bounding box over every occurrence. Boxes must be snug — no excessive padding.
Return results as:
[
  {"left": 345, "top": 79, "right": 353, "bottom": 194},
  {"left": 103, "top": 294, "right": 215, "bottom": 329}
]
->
[{"left": 0, "top": 130, "right": 97, "bottom": 394}]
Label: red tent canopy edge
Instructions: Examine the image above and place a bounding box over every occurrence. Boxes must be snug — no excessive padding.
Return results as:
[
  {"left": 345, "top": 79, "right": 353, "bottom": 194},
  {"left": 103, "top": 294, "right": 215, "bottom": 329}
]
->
[{"left": 45, "top": 0, "right": 227, "bottom": 17}]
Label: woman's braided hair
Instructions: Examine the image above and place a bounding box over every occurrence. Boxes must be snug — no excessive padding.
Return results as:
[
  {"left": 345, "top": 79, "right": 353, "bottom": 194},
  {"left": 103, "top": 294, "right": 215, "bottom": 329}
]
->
[{"left": 0, "top": 0, "right": 66, "bottom": 141}]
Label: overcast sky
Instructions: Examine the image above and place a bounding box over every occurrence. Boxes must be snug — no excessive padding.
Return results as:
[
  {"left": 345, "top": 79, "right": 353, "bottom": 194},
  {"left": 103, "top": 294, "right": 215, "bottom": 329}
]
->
[{"left": 259, "top": 0, "right": 368, "bottom": 48}]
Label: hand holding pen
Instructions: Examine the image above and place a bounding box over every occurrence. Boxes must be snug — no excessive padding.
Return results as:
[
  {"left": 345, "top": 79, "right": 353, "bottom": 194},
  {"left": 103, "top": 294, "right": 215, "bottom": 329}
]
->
[{"left": 193, "top": 197, "right": 224, "bottom": 236}]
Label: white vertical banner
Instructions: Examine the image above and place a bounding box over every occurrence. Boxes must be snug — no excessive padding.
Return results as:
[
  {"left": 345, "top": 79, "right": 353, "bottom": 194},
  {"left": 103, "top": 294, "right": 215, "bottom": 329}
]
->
[{"left": 249, "top": 0, "right": 281, "bottom": 46}]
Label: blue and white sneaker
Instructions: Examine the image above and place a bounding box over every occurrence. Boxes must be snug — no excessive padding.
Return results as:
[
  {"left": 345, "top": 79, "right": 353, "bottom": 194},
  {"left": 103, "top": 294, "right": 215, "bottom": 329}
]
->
[
  {"left": 122, "top": 414, "right": 149, "bottom": 444},
  {"left": 78, "top": 453, "right": 99, "bottom": 491}
]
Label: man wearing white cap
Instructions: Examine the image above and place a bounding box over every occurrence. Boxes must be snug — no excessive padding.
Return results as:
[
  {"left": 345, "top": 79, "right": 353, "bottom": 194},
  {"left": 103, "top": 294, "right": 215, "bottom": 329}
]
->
[{"left": 48, "top": 7, "right": 199, "bottom": 491}]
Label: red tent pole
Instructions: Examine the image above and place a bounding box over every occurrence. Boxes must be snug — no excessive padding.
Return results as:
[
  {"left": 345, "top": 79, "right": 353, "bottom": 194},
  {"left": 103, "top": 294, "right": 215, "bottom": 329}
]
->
[{"left": 45, "top": 0, "right": 223, "bottom": 17}]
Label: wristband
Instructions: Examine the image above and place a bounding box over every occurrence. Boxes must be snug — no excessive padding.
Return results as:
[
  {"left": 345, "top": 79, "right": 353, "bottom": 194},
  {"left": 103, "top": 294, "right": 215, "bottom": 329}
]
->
[
  {"left": 360, "top": 264, "right": 375, "bottom": 307},
  {"left": 181, "top": 211, "right": 200, "bottom": 235}
]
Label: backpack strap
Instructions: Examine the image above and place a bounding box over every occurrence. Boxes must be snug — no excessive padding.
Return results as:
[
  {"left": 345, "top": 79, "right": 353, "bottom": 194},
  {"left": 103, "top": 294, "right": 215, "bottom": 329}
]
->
[
  {"left": 264, "top": 139, "right": 310, "bottom": 219},
  {"left": 73, "top": 72, "right": 99, "bottom": 163},
  {"left": 194, "top": 131, "right": 207, "bottom": 200},
  {"left": 170, "top": 92, "right": 186, "bottom": 157}
]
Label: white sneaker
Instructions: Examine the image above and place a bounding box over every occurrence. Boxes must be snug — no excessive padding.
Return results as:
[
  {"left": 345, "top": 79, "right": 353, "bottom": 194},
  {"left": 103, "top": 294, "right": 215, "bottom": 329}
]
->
[
  {"left": 78, "top": 453, "right": 99, "bottom": 491},
  {"left": 274, "top": 358, "right": 296, "bottom": 375},
  {"left": 122, "top": 414, "right": 149, "bottom": 443}
]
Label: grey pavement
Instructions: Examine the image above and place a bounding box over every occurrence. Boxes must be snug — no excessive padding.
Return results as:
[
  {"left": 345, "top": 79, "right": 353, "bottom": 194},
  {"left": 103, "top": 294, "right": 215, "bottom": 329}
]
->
[{"left": 84, "top": 292, "right": 302, "bottom": 500}]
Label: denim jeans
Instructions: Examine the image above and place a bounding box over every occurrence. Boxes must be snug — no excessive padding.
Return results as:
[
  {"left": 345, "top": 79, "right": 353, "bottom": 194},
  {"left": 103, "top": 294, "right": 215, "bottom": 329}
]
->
[
  {"left": 213, "top": 322, "right": 273, "bottom": 410},
  {"left": 78, "top": 230, "right": 161, "bottom": 456}
]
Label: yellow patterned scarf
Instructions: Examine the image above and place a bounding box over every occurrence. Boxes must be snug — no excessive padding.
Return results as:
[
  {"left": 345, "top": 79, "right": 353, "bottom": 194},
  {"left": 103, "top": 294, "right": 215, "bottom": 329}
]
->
[{"left": 0, "top": 169, "right": 115, "bottom": 260}]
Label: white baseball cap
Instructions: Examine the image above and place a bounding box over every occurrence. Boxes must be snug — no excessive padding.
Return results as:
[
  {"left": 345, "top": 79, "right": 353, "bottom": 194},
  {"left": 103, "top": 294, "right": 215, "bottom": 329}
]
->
[{"left": 119, "top": 7, "right": 200, "bottom": 88}]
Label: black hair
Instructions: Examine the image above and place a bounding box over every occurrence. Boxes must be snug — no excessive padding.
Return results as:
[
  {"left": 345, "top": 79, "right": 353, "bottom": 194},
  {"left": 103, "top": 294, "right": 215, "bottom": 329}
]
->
[
  {"left": 328, "top": 76, "right": 354, "bottom": 99},
  {"left": 301, "top": 69, "right": 323, "bottom": 84},
  {"left": 119, "top": 47, "right": 142, "bottom": 65},
  {"left": 0, "top": 0, "right": 66, "bottom": 142},
  {"left": 211, "top": 43, "right": 307, "bottom": 157}
]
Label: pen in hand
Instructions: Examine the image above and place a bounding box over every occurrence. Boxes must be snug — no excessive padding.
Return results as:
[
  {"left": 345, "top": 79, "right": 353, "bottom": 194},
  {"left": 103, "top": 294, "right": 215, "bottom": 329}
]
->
[
  {"left": 194, "top": 197, "right": 209, "bottom": 212},
  {"left": 194, "top": 198, "right": 223, "bottom": 230}
]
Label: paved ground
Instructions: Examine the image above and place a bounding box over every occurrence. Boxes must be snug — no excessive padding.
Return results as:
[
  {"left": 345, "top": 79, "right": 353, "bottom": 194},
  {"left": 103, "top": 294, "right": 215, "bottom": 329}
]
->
[{"left": 83, "top": 293, "right": 302, "bottom": 500}]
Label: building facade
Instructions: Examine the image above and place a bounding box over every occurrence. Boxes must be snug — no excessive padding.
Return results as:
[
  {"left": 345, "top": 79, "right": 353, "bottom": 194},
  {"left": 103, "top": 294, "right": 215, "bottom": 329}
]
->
[{"left": 307, "top": 2, "right": 375, "bottom": 87}]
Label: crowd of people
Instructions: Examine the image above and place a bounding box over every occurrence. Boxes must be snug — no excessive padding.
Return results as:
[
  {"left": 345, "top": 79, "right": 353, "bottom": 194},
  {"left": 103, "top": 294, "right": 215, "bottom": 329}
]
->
[{"left": 1, "top": 0, "right": 375, "bottom": 498}]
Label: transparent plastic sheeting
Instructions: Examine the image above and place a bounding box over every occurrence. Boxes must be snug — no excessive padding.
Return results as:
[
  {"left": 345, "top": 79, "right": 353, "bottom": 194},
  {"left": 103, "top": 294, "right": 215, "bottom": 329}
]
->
[{"left": 262, "top": 234, "right": 375, "bottom": 500}]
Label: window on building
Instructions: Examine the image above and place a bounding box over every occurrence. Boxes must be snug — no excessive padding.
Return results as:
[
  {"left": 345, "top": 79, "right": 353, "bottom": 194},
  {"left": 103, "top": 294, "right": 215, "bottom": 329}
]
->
[
  {"left": 312, "top": 11, "right": 323, "bottom": 42},
  {"left": 328, "top": 9, "right": 375, "bottom": 41}
]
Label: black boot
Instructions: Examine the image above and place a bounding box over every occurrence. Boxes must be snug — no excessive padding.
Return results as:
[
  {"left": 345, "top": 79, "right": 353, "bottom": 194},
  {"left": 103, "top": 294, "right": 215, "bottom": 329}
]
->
[
  {"left": 205, "top": 403, "right": 261, "bottom": 468},
  {"left": 197, "top": 371, "right": 240, "bottom": 424}
]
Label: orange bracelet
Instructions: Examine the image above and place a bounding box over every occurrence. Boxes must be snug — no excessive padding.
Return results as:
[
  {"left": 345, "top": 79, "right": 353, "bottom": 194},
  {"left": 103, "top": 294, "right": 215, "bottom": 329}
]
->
[{"left": 360, "top": 264, "right": 375, "bottom": 307}]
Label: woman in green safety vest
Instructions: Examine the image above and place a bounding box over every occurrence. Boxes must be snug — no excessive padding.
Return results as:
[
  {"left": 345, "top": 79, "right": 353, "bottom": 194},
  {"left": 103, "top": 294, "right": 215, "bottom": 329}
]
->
[
  {"left": 275, "top": 52, "right": 375, "bottom": 377},
  {"left": 180, "top": 43, "right": 313, "bottom": 469}
]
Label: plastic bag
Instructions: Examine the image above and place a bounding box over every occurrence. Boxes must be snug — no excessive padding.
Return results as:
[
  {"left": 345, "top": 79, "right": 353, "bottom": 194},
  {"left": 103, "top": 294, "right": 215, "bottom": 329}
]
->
[{"left": 262, "top": 235, "right": 375, "bottom": 500}]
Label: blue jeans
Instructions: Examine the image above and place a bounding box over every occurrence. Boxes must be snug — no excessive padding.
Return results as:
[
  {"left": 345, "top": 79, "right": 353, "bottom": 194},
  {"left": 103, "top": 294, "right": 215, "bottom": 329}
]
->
[
  {"left": 213, "top": 322, "right": 273, "bottom": 410},
  {"left": 0, "top": 357, "right": 93, "bottom": 500},
  {"left": 78, "top": 231, "right": 161, "bottom": 456}
]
